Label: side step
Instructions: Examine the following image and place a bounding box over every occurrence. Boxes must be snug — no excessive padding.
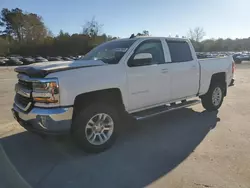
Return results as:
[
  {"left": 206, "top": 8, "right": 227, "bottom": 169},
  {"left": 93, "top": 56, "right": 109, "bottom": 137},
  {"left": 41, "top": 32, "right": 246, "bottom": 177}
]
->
[{"left": 132, "top": 99, "right": 200, "bottom": 120}]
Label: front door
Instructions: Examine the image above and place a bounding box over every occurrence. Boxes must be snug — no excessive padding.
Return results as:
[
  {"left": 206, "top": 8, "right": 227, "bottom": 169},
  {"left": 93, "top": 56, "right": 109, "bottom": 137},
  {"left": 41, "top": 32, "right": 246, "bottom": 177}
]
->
[{"left": 126, "top": 39, "right": 171, "bottom": 112}]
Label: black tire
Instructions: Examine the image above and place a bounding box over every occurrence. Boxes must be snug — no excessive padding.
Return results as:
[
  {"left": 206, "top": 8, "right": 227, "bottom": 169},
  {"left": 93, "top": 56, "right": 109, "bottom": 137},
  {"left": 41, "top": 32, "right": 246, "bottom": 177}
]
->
[
  {"left": 201, "top": 82, "right": 225, "bottom": 112},
  {"left": 72, "top": 103, "right": 119, "bottom": 153}
]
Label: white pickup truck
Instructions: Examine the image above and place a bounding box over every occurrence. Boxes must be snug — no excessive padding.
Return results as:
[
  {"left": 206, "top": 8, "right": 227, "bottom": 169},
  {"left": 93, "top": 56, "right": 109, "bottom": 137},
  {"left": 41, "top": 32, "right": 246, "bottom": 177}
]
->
[{"left": 12, "top": 36, "right": 235, "bottom": 153}]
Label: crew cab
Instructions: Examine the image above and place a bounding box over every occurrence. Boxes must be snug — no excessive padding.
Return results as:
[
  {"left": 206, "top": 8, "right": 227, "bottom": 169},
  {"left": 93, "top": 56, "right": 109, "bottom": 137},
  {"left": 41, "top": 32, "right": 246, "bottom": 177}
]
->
[{"left": 12, "top": 37, "right": 235, "bottom": 153}]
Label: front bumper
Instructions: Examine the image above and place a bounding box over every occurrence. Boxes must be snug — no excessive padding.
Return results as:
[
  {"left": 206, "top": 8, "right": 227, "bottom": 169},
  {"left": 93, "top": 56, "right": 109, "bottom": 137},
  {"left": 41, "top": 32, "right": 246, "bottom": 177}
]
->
[{"left": 12, "top": 104, "right": 73, "bottom": 135}]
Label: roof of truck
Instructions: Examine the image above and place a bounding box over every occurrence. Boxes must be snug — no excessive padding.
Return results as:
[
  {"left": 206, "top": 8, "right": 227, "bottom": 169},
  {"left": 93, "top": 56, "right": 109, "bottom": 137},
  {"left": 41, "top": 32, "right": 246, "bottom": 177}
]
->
[{"left": 115, "top": 36, "right": 189, "bottom": 42}]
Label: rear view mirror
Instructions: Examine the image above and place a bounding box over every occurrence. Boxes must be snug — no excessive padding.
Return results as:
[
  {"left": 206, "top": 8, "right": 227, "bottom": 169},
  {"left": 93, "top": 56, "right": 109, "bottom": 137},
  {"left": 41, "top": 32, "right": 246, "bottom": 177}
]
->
[{"left": 129, "top": 53, "right": 153, "bottom": 67}]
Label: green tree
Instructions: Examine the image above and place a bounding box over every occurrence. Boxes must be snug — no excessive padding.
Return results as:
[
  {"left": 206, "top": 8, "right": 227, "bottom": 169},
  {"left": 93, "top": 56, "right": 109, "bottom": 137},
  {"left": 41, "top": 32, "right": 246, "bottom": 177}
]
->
[
  {"left": 142, "top": 30, "right": 149, "bottom": 36},
  {"left": 0, "top": 8, "right": 24, "bottom": 41},
  {"left": 0, "top": 37, "right": 9, "bottom": 55},
  {"left": 0, "top": 8, "right": 48, "bottom": 43},
  {"left": 136, "top": 30, "right": 150, "bottom": 36},
  {"left": 187, "top": 27, "right": 206, "bottom": 42},
  {"left": 82, "top": 17, "right": 103, "bottom": 37},
  {"left": 24, "top": 13, "right": 49, "bottom": 43}
]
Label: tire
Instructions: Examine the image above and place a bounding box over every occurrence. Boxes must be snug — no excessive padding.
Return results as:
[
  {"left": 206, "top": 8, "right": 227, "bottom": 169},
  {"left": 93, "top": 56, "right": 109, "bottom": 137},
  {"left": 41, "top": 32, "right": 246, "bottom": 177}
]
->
[
  {"left": 72, "top": 103, "right": 119, "bottom": 153},
  {"left": 201, "top": 82, "right": 225, "bottom": 112}
]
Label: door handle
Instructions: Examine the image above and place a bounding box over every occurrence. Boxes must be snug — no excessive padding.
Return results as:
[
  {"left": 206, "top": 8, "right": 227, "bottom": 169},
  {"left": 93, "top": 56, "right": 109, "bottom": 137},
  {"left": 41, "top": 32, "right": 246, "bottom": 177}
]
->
[{"left": 161, "top": 68, "right": 168, "bottom": 73}]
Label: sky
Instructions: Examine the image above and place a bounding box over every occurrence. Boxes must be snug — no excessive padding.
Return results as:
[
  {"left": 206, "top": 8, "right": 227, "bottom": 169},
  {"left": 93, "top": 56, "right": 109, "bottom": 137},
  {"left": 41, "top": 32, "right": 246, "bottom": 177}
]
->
[{"left": 1, "top": 0, "right": 250, "bottom": 39}]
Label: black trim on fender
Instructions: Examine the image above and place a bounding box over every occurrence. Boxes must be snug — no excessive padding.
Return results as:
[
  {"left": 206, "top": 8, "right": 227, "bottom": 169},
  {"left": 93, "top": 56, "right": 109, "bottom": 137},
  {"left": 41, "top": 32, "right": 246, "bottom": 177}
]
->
[{"left": 33, "top": 105, "right": 74, "bottom": 109}]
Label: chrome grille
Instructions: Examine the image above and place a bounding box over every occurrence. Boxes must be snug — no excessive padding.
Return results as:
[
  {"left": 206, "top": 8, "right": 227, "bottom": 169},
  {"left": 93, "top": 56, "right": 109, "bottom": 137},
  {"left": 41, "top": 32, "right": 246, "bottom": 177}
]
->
[
  {"left": 14, "top": 94, "right": 33, "bottom": 111},
  {"left": 15, "top": 75, "right": 33, "bottom": 111},
  {"left": 14, "top": 74, "right": 60, "bottom": 110},
  {"left": 18, "top": 79, "right": 32, "bottom": 90},
  {"left": 16, "top": 94, "right": 32, "bottom": 106}
]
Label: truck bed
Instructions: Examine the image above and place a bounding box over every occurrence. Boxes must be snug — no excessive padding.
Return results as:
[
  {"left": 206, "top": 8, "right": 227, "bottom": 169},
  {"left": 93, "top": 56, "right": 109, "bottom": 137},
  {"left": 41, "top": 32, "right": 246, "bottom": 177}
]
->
[{"left": 198, "top": 56, "right": 233, "bottom": 95}]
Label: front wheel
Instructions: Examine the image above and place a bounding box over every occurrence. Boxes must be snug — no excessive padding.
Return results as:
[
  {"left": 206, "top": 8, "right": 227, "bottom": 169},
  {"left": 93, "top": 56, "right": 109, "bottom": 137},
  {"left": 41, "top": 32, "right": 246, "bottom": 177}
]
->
[
  {"left": 201, "top": 83, "right": 224, "bottom": 111},
  {"left": 72, "top": 103, "right": 119, "bottom": 153}
]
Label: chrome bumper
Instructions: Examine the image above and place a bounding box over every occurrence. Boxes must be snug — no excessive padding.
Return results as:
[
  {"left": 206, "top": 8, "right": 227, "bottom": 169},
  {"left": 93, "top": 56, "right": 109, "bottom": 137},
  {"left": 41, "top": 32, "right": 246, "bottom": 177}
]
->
[{"left": 12, "top": 104, "right": 73, "bottom": 135}]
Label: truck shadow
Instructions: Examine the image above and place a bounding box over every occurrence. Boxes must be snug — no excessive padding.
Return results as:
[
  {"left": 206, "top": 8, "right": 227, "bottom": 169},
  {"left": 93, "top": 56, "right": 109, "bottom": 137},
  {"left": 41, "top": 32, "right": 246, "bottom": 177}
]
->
[{"left": 1, "top": 108, "right": 219, "bottom": 188}]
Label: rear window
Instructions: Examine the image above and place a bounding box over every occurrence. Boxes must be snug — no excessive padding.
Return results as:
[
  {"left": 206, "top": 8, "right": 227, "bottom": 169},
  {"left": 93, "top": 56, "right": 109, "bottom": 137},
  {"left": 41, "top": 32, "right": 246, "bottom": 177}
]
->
[{"left": 166, "top": 40, "right": 193, "bottom": 62}]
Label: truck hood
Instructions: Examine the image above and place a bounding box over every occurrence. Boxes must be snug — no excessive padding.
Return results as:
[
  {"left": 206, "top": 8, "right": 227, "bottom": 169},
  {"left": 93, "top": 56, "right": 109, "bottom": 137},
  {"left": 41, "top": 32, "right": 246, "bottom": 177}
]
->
[{"left": 15, "top": 60, "right": 106, "bottom": 78}]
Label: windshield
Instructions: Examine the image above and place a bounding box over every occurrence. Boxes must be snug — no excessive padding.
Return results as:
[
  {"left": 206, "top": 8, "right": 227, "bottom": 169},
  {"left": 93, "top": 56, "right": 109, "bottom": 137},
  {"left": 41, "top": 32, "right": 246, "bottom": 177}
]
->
[{"left": 82, "top": 39, "right": 136, "bottom": 64}]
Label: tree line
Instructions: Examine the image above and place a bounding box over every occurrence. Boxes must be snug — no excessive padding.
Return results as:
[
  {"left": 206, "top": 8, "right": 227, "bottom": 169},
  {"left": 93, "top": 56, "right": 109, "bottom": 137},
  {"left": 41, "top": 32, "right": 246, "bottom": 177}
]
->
[
  {"left": 186, "top": 27, "right": 250, "bottom": 52},
  {"left": 1, "top": 8, "right": 250, "bottom": 57},
  {"left": 0, "top": 8, "right": 118, "bottom": 56}
]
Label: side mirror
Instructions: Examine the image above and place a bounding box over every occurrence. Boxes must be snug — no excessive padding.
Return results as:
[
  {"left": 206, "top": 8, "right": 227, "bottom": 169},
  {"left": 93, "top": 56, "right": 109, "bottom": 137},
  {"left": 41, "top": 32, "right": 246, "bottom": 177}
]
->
[{"left": 129, "top": 53, "right": 153, "bottom": 67}]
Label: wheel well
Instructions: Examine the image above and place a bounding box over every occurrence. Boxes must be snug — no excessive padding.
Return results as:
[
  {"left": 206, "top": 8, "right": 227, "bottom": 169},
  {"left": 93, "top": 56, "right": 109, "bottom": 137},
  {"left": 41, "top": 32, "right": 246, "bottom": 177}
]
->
[
  {"left": 72, "top": 88, "right": 125, "bottom": 120},
  {"left": 210, "top": 72, "right": 227, "bottom": 96}
]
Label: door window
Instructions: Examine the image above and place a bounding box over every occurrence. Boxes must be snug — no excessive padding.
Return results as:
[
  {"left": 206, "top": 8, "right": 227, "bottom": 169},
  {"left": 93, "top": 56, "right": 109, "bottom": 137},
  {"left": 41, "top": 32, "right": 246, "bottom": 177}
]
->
[
  {"left": 166, "top": 40, "right": 193, "bottom": 62},
  {"left": 129, "top": 40, "right": 165, "bottom": 66}
]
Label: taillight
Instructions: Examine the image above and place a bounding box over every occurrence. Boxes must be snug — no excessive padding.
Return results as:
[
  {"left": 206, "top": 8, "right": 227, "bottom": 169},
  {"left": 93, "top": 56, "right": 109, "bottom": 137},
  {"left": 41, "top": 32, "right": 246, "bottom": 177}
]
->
[{"left": 232, "top": 62, "right": 235, "bottom": 74}]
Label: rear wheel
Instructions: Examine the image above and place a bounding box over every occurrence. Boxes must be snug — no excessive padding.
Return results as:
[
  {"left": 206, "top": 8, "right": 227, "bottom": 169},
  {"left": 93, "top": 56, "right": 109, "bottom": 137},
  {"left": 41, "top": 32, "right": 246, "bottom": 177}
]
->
[
  {"left": 201, "top": 82, "right": 225, "bottom": 111},
  {"left": 72, "top": 103, "right": 119, "bottom": 153}
]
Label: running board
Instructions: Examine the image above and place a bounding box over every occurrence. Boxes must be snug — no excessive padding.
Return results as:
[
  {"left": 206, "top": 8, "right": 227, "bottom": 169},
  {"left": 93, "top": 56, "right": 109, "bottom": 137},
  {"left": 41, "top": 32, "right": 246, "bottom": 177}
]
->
[{"left": 132, "top": 99, "right": 200, "bottom": 120}]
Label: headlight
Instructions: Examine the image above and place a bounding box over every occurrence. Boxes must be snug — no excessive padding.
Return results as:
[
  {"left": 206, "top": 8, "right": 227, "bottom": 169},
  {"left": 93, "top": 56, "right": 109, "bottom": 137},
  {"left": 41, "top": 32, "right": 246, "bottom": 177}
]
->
[{"left": 32, "top": 79, "right": 59, "bottom": 105}]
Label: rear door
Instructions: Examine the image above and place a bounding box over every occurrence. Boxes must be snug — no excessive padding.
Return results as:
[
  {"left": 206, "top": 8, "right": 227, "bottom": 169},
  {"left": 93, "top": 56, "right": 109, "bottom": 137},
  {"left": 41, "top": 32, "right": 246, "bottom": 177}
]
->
[{"left": 164, "top": 40, "right": 200, "bottom": 100}]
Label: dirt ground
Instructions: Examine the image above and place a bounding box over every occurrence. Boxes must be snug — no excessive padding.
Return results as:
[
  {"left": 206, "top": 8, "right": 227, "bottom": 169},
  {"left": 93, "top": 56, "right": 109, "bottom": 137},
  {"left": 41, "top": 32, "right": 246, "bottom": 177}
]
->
[{"left": 0, "top": 63, "right": 250, "bottom": 188}]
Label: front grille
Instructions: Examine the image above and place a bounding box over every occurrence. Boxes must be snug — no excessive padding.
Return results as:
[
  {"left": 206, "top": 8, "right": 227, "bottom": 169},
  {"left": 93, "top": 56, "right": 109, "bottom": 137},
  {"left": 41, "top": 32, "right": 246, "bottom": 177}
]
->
[
  {"left": 15, "top": 93, "right": 33, "bottom": 110},
  {"left": 18, "top": 79, "right": 32, "bottom": 90}
]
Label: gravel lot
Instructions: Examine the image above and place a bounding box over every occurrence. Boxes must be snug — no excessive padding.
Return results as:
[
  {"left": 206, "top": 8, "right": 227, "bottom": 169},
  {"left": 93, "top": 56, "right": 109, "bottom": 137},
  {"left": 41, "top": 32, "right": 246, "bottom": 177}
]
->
[{"left": 0, "top": 63, "right": 250, "bottom": 188}]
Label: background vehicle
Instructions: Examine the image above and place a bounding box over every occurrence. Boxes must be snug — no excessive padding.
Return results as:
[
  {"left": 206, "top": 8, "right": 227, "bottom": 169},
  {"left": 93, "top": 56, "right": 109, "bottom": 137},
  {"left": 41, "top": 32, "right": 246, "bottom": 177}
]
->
[
  {"left": 233, "top": 53, "right": 250, "bottom": 64},
  {"left": 21, "top": 57, "right": 35, "bottom": 65},
  {"left": 7, "top": 55, "right": 23, "bottom": 60},
  {"left": 6, "top": 57, "right": 23, "bottom": 66},
  {"left": 12, "top": 37, "right": 234, "bottom": 153},
  {"left": 0, "top": 59, "right": 7, "bottom": 66},
  {"left": 63, "top": 57, "right": 73, "bottom": 61},
  {"left": 233, "top": 54, "right": 241, "bottom": 64},
  {"left": 0, "top": 57, "right": 8, "bottom": 66},
  {"left": 77, "top": 55, "right": 84, "bottom": 59},
  {"left": 47, "top": 56, "right": 63, "bottom": 61},
  {"left": 196, "top": 52, "right": 208, "bottom": 59},
  {"left": 70, "top": 56, "right": 78, "bottom": 60},
  {"left": 35, "top": 57, "right": 48, "bottom": 62}
]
